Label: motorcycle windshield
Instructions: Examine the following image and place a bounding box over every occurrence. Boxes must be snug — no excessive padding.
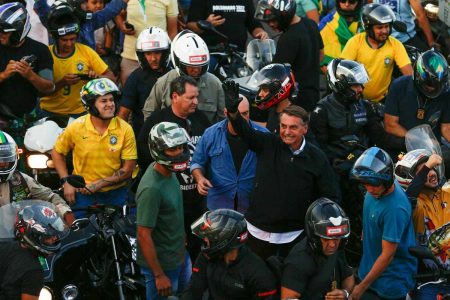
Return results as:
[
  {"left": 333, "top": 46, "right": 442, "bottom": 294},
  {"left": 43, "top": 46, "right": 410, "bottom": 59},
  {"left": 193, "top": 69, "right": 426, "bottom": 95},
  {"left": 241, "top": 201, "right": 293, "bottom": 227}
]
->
[
  {"left": 246, "top": 39, "right": 276, "bottom": 72},
  {"left": 405, "top": 124, "right": 446, "bottom": 184}
]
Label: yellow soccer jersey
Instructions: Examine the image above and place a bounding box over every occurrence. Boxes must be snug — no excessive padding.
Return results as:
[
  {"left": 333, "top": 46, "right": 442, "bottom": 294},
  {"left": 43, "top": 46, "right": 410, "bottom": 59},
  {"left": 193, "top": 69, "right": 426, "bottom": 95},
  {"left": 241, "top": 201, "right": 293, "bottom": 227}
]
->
[
  {"left": 40, "top": 43, "right": 108, "bottom": 115},
  {"left": 54, "top": 115, "right": 137, "bottom": 191},
  {"left": 341, "top": 32, "right": 411, "bottom": 102}
]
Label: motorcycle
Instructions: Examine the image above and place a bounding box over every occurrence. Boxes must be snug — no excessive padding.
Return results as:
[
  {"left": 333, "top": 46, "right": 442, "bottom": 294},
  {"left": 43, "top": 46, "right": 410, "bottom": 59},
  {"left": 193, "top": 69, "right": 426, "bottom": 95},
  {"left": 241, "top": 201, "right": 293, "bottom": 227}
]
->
[
  {"left": 0, "top": 181, "right": 144, "bottom": 300},
  {"left": 408, "top": 246, "right": 450, "bottom": 299},
  {"left": 197, "top": 20, "right": 276, "bottom": 82},
  {"left": 37, "top": 175, "right": 145, "bottom": 300},
  {"left": 23, "top": 116, "right": 74, "bottom": 189}
]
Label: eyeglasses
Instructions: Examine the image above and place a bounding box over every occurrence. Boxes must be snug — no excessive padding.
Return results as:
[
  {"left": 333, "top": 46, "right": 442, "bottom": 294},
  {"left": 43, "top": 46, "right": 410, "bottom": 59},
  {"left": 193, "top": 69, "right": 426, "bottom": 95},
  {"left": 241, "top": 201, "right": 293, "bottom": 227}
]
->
[{"left": 339, "top": 0, "right": 357, "bottom": 4}]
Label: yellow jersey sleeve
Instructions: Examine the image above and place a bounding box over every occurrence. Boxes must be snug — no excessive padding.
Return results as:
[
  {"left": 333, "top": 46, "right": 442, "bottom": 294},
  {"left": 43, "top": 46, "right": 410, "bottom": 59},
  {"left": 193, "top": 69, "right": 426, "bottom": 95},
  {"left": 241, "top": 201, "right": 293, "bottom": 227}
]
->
[
  {"left": 82, "top": 45, "right": 109, "bottom": 75},
  {"left": 392, "top": 38, "right": 411, "bottom": 69},
  {"left": 120, "top": 120, "right": 138, "bottom": 160},
  {"left": 54, "top": 120, "right": 78, "bottom": 155}
]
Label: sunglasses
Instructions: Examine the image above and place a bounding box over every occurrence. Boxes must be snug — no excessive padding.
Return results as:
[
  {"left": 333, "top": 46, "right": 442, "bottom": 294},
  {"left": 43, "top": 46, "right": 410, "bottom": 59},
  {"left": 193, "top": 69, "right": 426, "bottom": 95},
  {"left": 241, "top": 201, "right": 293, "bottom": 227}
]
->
[{"left": 339, "top": 0, "right": 358, "bottom": 4}]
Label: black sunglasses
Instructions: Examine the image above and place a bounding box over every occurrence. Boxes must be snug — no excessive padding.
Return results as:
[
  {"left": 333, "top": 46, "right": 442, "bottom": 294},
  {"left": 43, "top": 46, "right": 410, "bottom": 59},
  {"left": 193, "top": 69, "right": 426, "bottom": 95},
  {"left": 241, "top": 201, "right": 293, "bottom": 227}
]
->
[{"left": 339, "top": 0, "right": 358, "bottom": 4}]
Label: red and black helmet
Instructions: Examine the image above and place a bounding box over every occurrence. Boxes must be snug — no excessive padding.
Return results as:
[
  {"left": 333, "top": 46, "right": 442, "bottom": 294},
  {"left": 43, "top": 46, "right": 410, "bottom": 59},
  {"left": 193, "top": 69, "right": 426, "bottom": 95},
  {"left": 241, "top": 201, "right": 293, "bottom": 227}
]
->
[{"left": 249, "top": 63, "right": 297, "bottom": 110}]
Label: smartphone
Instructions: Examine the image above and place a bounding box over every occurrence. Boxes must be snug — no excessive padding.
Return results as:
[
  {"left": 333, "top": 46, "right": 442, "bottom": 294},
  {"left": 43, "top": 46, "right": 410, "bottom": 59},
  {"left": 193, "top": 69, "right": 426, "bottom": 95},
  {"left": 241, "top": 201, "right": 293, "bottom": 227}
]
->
[
  {"left": 76, "top": 74, "right": 91, "bottom": 80},
  {"left": 21, "top": 55, "right": 37, "bottom": 66},
  {"left": 124, "top": 22, "right": 135, "bottom": 31}
]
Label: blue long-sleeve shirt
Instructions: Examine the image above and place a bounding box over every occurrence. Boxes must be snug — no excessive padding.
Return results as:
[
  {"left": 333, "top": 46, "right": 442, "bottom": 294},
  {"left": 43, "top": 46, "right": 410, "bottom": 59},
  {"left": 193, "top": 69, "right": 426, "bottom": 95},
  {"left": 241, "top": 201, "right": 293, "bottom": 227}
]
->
[
  {"left": 190, "top": 119, "right": 269, "bottom": 213},
  {"left": 34, "top": 0, "right": 126, "bottom": 49}
]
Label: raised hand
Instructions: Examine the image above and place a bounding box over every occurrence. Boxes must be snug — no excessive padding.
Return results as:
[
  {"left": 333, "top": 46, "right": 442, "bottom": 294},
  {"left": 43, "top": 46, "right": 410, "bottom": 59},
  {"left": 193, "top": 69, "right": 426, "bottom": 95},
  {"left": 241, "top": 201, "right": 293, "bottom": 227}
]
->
[{"left": 222, "top": 79, "right": 241, "bottom": 114}]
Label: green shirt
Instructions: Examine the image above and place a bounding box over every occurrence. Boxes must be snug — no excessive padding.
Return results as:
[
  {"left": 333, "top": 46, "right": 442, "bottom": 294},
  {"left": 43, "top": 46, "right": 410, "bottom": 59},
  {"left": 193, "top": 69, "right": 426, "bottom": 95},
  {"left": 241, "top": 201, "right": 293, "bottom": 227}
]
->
[{"left": 136, "top": 163, "right": 185, "bottom": 270}]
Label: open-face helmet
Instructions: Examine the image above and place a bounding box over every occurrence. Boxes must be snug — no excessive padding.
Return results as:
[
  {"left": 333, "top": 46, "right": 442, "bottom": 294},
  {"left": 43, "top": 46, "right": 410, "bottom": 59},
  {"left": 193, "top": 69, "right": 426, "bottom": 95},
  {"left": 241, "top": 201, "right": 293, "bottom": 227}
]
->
[
  {"left": 170, "top": 30, "right": 209, "bottom": 78},
  {"left": 305, "top": 198, "right": 350, "bottom": 252},
  {"left": 327, "top": 59, "right": 369, "bottom": 105},
  {"left": 0, "top": 2, "right": 31, "bottom": 46},
  {"left": 361, "top": 3, "right": 395, "bottom": 40},
  {"left": 136, "top": 26, "right": 171, "bottom": 70},
  {"left": 80, "top": 78, "right": 121, "bottom": 118},
  {"left": 350, "top": 146, "right": 394, "bottom": 189},
  {"left": 47, "top": 1, "right": 80, "bottom": 39},
  {"left": 394, "top": 149, "right": 434, "bottom": 189}
]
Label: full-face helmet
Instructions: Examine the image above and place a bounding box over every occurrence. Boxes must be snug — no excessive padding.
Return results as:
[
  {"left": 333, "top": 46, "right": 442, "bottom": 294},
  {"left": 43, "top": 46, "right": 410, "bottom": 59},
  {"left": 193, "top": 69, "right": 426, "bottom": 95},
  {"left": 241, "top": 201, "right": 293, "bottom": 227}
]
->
[
  {"left": 149, "top": 122, "right": 190, "bottom": 172},
  {"left": 414, "top": 50, "right": 449, "bottom": 99},
  {"left": 254, "top": 0, "right": 296, "bottom": 32},
  {"left": 249, "top": 63, "right": 297, "bottom": 110},
  {"left": 0, "top": 130, "right": 18, "bottom": 182},
  {"left": 191, "top": 209, "right": 248, "bottom": 259},
  {"left": 15, "top": 203, "right": 69, "bottom": 255}
]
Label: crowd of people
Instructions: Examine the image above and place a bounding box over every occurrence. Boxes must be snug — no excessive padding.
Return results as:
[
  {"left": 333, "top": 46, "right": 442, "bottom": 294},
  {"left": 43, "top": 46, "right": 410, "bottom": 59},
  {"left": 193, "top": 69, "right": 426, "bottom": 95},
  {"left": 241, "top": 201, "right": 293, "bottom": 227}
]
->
[{"left": 0, "top": 0, "right": 449, "bottom": 298}]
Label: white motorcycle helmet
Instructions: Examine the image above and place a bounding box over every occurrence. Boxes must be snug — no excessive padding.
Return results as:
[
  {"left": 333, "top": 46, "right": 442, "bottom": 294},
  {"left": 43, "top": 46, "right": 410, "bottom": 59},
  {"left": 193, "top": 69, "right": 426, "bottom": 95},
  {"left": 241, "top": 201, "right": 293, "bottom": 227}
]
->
[
  {"left": 170, "top": 30, "right": 210, "bottom": 78},
  {"left": 0, "top": 130, "right": 18, "bottom": 182},
  {"left": 135, "top": 26, "right": 171, "bottom": 70},
  {"left": 394, "top": 149, "right": 433, "bottom": 189}
]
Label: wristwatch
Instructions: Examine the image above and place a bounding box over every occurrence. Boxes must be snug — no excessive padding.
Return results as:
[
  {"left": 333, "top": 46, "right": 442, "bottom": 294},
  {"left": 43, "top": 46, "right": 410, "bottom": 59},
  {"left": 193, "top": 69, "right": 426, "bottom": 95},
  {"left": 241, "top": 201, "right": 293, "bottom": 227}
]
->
[
  {"left": 343, "top": 289, "right": 350, "bottom": 299},
  {"left": 60, "top": 176, "right": 69, "bottom": 185}
]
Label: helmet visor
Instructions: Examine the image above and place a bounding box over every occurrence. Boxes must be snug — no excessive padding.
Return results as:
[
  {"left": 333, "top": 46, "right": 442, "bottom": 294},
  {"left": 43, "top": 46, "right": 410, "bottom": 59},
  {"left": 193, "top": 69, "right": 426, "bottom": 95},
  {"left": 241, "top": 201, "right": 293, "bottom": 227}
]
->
[
  {"left": 0, "top": 143, "right": 16, "bottom": 163},
  {"left": 313, "top": 217, "right": 350, "bottom": 239},
  {"left": 191, "top": 212, "right": 208, "bottom": 238},
  {"left": 340, "top": 63, "right": 369, "bottom": 86}
]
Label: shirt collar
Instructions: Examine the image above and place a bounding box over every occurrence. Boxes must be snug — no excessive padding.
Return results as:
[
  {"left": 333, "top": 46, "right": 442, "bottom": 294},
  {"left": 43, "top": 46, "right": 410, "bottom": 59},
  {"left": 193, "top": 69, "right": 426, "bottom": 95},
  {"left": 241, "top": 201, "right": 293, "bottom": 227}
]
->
[{"left": 290, "top": 137, "right": 306, "bottom": 155}]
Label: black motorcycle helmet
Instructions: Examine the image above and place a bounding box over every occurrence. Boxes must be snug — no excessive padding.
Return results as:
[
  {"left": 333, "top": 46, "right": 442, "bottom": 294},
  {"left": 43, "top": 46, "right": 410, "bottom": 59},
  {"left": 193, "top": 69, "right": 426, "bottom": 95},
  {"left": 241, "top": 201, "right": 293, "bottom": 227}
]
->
[
  {"left": 305, "top": 198, "right": 350, "bottom": 253},
  {"left": 0, "top": 2, "right": 31, "bottom": 46},
  {"left": 350, "top": 146, "right": 394, "bottom": 189},
  {"left": 254, "top": 0, "right": 296, "bottom": 32},
  {"left": 47, "top": 1, "right": 80, "bottom": 39},
  {"left": 250, "top": 63, "right": 298, "bottom": 110},
  {"left": 15, "top": 204, "right": 69, "bottom": 255},
  {"left": 336, "top": 0, "right": 362, "bottom": 18},
  {"left": 413, "top": 50, "right": 449, "bottom": 99},
  {"left": 327, "top": 59, "right": 369, "bottom": 105},
  {"left": 191, "top": 209, "right": 248, "bottom": 259},
  {"left": 361, "top": 3, "right": 395, "bottom": 40}
]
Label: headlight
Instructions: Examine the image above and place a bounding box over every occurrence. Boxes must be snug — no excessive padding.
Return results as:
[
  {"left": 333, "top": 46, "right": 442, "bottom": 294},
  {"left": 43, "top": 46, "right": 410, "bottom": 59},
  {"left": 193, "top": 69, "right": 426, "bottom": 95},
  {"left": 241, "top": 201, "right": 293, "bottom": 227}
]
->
[
  {"left": 238, "top": 67, "right": 250, "bottom": 77},
  {"left": 61, "top": 284, "right": 79, "bottom": 300},
  {"left": 27, "top": 154, "right": 49, "bottom": 169},
  {"left": 39, "top": 286, "right": 53, "bottom": 300}
]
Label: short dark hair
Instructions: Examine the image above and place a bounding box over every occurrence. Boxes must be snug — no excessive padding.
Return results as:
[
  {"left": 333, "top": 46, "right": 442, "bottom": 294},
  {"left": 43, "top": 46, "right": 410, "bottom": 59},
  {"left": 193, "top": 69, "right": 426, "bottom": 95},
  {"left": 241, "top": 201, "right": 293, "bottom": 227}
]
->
[
  {"left": 280, "top": 105, "right": 310, "bottom": 124},
  {"left": 170, "top": 75, "right": 198, "bottom": 98}
]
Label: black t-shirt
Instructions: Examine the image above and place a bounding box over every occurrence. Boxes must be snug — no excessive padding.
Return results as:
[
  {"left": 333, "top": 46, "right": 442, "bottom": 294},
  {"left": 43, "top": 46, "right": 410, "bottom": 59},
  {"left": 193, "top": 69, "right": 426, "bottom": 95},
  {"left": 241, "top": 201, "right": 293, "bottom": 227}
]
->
[
  {"left": 182, "top": 246, "right": 278, "bottom": 300},
  {"left": 226, "top": 131, "right": 249, "bottom": 174},
  {"left": 273, "top": 19, "right": 324, "bottom": 112},
  {"left": 137, "top": 106, "right": 211, "bottom": 207},
  {"left": 187, "top": 0, "right": 262, "bottom": 51},
  {"left": 120, "top": 67, "right": 169, "bottom": 135},
  {"left": 0, "top": 37, "right": 53, "bottom": 117},
  {"left": 282, "top": 239, "right": 353, "bottom": 300},
  {"left": 0, "top": 241, "right": 44, "bottom": 299}
]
